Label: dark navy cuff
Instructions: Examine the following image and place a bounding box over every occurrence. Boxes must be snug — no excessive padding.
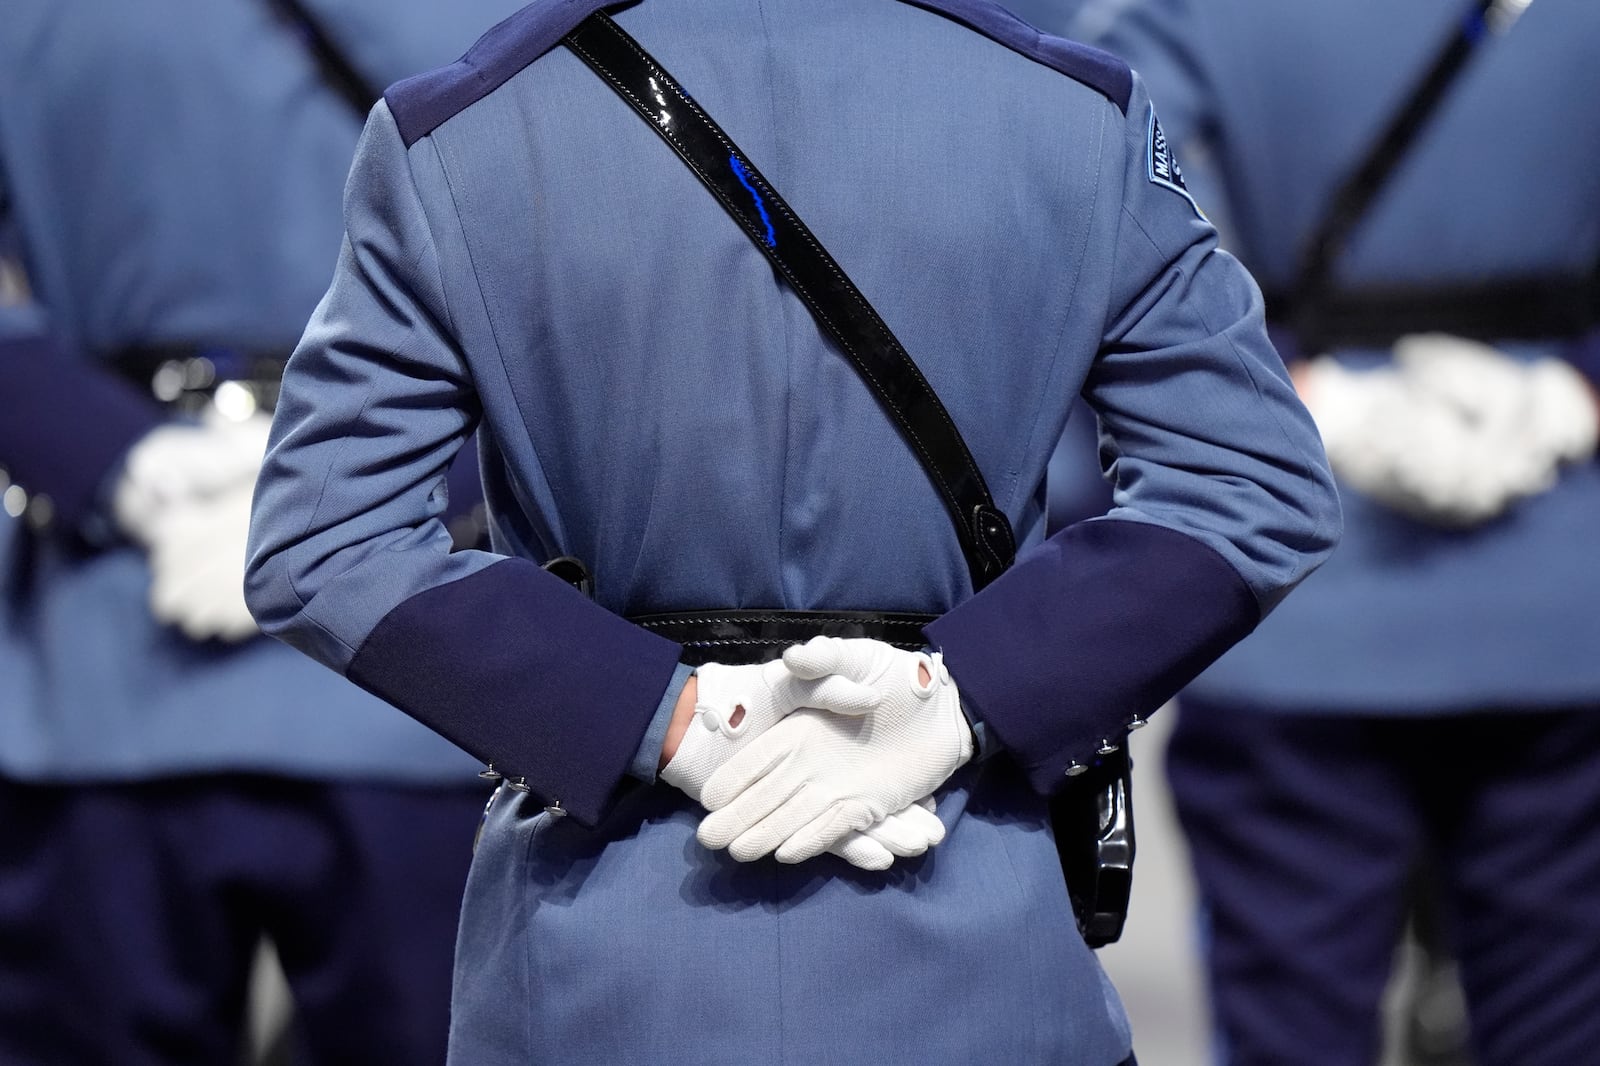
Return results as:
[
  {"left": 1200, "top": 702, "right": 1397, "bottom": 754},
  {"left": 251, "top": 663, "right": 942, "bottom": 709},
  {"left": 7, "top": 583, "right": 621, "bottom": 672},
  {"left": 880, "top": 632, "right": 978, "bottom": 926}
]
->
[
  {"left": 925, "top": 518, "right": 1259, "bottom": 796},
  {"left": 1567, "top": 328, "right": 1600, "bottom": 391},
  {"left": 0, "top": 335, "right": 164, "bottom": 533},
  {"left": 347, "top": 557, "right": 686, "bottom": 825}
]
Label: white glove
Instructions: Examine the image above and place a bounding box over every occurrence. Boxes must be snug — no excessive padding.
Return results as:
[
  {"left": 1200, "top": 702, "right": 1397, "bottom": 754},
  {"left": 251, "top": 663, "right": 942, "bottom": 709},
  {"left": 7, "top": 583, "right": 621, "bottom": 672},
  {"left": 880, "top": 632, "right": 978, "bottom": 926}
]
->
[
  {"left": 1394, "top": 333, "right": 1599, "bottom": 466},
  {"left": 113, "top": 410, "right": 271, "bottom": 542},
  {"left": 697, "top": 637, "right": 973, "bottom": 866},
  {"left": 140, "top": 477, "right": 260, "bottom": 641},
  {"left": 112, "top": 412, "right": 271, "bottom": 641},
  {"left": 1299, "top": 351, "right": 1587, "bottom": 527},
  {"left": 662, "top": 659, "right": 946, "bottom": 871}
]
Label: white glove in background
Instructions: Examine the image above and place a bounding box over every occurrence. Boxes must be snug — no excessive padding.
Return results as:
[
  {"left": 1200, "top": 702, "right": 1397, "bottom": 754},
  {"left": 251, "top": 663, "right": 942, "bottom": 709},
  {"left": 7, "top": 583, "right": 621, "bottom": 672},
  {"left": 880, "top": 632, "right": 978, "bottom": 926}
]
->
[
  {"left": 1299, "top": 345, "right": 1597, "bottom": 527},
  {"left": 113, "top": 410, "right": 271, "bottom": 540},
  {"left": 697, "top": 637, "right": 973, "bottom": 866},
  {"left": 112, "top": 411, "right": 271, "bottom": 641},
  {"left": 662, "top": 659, "right": 945, "bottom": 871},
  {"left": 1393, "top": 333, "right": 1599, "bottom": 467}
]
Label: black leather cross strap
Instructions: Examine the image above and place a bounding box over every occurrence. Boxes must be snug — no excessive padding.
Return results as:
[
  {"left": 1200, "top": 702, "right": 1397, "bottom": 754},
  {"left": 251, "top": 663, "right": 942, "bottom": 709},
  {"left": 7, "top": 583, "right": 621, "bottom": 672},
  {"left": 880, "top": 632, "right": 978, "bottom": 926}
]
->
[
  {"left": 1290, "top": 0, "right": 1502, "bottom": 339},
  {"left": 566, "top": 12, "right": 1131, "bottom": 947},
  {"left": 1280, "top": 1, "right": 1575, "bottom": 356},
  {"left": 563, "top": 11, "right": 1016, "bottom": 591},
  {"left": 265, "top": 0, "right": 382, "bottom": 118}
]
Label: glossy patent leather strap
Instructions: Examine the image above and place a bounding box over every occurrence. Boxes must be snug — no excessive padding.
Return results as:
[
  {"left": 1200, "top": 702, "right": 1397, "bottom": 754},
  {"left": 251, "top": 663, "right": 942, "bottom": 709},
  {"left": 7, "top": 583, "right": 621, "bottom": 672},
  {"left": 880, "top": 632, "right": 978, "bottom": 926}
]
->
[
  {"left": 564, "top": 12, "right": 1016, "bottom": 590},
  {"left": 631, "top": 610, "right": 937, "bottom": 667},
  {"left": 1291, "top": 0, "right": 1508, "bottom": 347},
  {"left": 265, "top": 0, "right": 382, "bottom": 116}
]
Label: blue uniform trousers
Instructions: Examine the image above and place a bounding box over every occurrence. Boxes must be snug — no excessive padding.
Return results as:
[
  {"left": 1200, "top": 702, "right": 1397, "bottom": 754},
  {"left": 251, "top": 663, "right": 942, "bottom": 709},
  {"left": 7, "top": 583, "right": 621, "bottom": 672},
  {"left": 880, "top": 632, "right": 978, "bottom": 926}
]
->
[
  {"left": 1166, "top": 700, "right": 1600, "bottom": 1066},
  {"left": 0, "top": 776, "right": 490, "bottom": 1066}
]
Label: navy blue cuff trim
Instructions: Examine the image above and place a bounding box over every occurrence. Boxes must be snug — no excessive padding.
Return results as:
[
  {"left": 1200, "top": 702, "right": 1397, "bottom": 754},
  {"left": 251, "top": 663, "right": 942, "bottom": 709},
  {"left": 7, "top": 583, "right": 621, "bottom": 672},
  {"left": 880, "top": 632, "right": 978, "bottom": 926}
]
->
[
  {"left": 1568, "top": 327, "right": 1600, "bottom": 391},
  {"left": 387, "top": 0, "right": 1130, "bottom": 149},
  {"left": 0, "top": 335, "right": 164, "bottom": 532},
  {"left": 1265, "top": 321, "right": 1306, "bottom": 367},
  {"left": 924, "top": 519, "right": 1259, "bottom": 796},
  {"left": 347, "top": 557, "right": 686, "bottom": 825}
]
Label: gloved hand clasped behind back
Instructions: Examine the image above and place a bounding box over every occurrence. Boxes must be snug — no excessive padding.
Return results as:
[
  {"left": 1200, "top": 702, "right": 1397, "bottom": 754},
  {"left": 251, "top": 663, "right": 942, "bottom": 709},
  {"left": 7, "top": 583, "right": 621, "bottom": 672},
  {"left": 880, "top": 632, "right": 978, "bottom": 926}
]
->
[
  {"left": 661, "top": 657, "right": 946, "bottom": 871},
  {"left": 696, "top": 637, "right": 973, "bottom": 867},
  {"left": 112, "top": 411, "right": 271, "bottom": 642},
  {"left": 1299, "top": 335, "right": 1599, "bottom": 527}
]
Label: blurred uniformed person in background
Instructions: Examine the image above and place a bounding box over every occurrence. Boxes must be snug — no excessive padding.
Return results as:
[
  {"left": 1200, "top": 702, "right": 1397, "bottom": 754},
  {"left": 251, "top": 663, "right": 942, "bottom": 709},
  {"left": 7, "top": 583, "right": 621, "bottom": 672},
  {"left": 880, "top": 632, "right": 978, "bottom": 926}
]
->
[
  {"left": 1072, "top": 1, "right": 1600, "bottom": 1063},
  {"left": 246, "top": 0, "right": 1339, "bottom": 1061},
  {"left": 0, "top": 2, "right": 522, "bottom": 1062}
]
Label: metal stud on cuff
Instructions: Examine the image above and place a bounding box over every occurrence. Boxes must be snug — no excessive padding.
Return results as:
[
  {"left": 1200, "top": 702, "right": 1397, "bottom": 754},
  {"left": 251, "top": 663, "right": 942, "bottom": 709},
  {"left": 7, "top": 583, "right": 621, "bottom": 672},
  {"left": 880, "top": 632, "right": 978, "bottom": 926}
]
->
[
  {"left": 1127, "top": 717, "right": 1148, "bottom": 731},
  {"left": 1064, "top": 762, "right": 1088, "bottom": 777},
  {"left": 1097, "top": 739, "right": 1120, "bottom": 756},
  {"left": 478, "top": 764, "right": 503, "bottom": 782},
  {"left": 543, "top": 800, "right": 567, "bottom": 819},
  {"left": 506, "top": 777, "right": 533, "bottom": 794}
]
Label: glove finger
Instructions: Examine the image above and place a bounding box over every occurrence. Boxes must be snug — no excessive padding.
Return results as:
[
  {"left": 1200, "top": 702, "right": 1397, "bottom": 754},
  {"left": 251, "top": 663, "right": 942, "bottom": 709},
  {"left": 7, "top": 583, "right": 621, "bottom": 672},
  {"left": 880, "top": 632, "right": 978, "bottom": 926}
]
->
[
  {"left": 781, "top": 636, "right": 848, "bottom": 680},
  {"left": 800, "top": 674, "right": 880, "bottom": 716},
  {"left": 726, "top": 788, "right": 837, "bottom": 863},
  {"left": 192, "top": 590, "right": 259, "bottom": 643},
  {"left": 701, "top": 724, "right": 799, "bottom": 810},
  {"left": 860, "top": 802, "right": 946, "bottom": 856},
  {"left": 697, "top": 762, "right": 805, "bottom": 850},
  {"left": 769, "top": 799, "right": 872, "bottom": 865},
  {"left": 824, "top": 831, "right": 895, "bottom": 872},
  {"left": 147, "top": 552, "right": 205, "bottom": 626},
  {"left": 216, "top": 613, "right": 261, "bottom": 643},
  {"left": 179, "top": 548, "right": 248, "bottom": 627},
  {"left": 156, "top": 554, "right": 235, "bottom": 637}
]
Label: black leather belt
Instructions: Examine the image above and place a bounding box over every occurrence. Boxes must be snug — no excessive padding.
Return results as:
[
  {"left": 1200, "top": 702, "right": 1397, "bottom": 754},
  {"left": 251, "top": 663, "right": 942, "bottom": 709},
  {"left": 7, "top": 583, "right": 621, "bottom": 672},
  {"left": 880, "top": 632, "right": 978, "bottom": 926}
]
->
[
  {"left": 1268, "top": 274, "right": 1597, "bottom": 356},
  {"left": 630, "top": 609, "right": 936, "bottom": 668}
]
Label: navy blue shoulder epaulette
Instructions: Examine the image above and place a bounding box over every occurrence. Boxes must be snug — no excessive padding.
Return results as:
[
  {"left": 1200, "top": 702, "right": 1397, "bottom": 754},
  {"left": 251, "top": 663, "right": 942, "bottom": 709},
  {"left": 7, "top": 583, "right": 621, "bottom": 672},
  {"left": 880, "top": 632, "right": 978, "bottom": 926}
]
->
[{"left": 387, "top": 0, "right": 1132, "bottom": 148}]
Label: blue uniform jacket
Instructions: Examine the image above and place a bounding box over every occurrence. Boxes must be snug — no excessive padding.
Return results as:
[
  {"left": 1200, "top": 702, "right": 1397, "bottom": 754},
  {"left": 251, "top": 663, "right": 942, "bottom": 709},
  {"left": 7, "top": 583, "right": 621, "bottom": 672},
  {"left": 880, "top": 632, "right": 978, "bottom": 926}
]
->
[
  {"left": 247, "top": 0, "right": 1337, "bottom": 829},
  {"left": 245, "top": 1, "right": 1337, "bottom": 1058},
  {"left": 1082, "top": 0, "right": 1600, "bottom": 712},
  {"left": 0, "top": 0, "right": 524, "bottom": 782}
]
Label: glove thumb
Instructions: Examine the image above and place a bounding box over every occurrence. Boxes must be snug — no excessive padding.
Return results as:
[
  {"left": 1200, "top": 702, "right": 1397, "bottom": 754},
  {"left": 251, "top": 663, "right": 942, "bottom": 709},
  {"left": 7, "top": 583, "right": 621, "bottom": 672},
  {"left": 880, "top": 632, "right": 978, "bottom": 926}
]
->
[
  {"left": 801, "top": 673, "right": 880, "bottom": 716},
  {"left": 782, "top": 635, "right": 851, "bottom": 679}
]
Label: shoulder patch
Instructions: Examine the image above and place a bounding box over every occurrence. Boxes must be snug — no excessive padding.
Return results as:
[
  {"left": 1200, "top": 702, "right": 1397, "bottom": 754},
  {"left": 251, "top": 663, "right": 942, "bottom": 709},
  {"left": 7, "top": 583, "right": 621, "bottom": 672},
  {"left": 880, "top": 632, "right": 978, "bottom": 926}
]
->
[
  {"left": 386, "top": 0, "right": 623, "bottom": 148},
  {"left": 903, "top": 0, "right": 1132, "bottom": 113},
  {"left": 1146, "top": 106, "right": 1202, "bottom": 215}
]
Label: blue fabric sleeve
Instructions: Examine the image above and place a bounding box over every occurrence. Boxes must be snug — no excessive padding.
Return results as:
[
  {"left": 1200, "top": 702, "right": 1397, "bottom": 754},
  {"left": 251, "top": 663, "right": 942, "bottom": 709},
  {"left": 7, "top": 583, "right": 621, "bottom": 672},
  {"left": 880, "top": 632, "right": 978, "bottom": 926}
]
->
[
  {"left": 927, "top": 75, "right": 1339, "bottom": 791},
  {"left": 246, "top": 103, "right": 684, "bottom": 824},
  {"left": 629, "top": 662, "right": 694, "bottom": 782}
]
